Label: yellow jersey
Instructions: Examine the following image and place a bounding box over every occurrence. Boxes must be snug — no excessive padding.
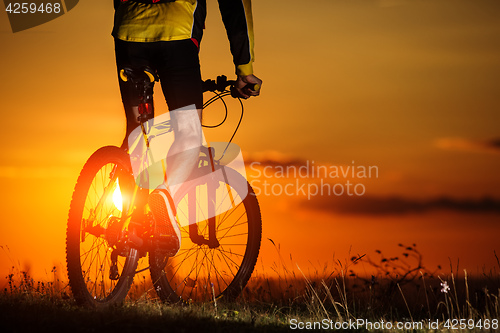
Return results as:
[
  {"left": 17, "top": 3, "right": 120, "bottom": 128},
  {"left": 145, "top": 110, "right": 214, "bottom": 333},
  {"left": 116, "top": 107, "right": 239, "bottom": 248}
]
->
[{"left": 112, "top": 0, "right": 254, "bottom": 75}]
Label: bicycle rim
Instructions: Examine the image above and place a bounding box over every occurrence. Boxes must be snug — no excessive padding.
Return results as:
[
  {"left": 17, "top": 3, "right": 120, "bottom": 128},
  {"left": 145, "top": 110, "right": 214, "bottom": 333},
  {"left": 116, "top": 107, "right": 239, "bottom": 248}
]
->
[{"left": 66, "top": 146, "right": 139, "bottom": 307}]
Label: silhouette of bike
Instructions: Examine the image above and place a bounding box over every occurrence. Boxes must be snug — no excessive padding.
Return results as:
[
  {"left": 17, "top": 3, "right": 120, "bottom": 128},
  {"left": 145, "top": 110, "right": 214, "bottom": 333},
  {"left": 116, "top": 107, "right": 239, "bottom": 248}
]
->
[{"left": 66, "top": 70, "right": 262, "bottom": 306}]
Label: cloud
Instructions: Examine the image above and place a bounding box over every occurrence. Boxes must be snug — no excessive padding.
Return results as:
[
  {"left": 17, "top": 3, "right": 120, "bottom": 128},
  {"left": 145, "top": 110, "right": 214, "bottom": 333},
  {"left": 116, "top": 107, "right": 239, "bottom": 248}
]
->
[
  {"left": 244, "top": 150, "right": 307, "bottom": 168},
  {"left": 244, "top": 152, "right": 380, "bottom": 182},
  {"left": 487, "top": 138, "right": 500, "bottom": 149},
  {"left": 245, "top": 150, "right": 500, "bottom": 215},
  {"left": 244, "top": 151, "right": 363, "bottom": 171},
  {"left": 301, "top": 195, "right": 500, "bottom": 215},
  {"left": 435, "top": 137, "right": 500, "bottom": 154}
]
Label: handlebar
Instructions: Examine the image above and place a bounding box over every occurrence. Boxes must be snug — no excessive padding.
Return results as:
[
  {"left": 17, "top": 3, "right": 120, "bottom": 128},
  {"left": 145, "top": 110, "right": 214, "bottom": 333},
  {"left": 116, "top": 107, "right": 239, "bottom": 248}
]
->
[
  {"left": 202, "top": 75, "right": 260, "bottom": 98},
  {"left": 120, "top": 69, "right": 258, "bottom": 97}
]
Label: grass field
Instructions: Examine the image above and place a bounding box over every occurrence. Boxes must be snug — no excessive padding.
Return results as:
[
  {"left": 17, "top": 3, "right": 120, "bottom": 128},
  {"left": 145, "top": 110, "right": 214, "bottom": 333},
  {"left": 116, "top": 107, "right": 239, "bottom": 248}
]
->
[{"left": 1, "top": 245, "right": 499, "bottom": 332}]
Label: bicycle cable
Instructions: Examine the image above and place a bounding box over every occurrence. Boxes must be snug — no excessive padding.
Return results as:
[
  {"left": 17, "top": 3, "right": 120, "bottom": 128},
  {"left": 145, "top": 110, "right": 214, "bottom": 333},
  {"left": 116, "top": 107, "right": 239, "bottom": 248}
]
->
[
  {"left": 201, "top": 90, "right": 245, "bottom": 161},
  {"left": 202, "top": 90, "right": 229, "bottom": 128}
]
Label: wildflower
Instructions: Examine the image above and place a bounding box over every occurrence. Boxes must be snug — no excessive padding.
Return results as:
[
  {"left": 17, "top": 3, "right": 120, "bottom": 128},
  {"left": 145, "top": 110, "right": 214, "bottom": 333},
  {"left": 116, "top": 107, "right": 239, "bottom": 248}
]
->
[{"left": 440, "top": 281, "right": 450, "bottom": 293}]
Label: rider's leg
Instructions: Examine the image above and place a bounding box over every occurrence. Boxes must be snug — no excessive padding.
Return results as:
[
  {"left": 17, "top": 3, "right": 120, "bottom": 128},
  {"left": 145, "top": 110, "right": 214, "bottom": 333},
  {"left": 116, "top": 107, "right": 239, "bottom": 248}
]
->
[
  {"left": 149, "top": 39, "right": 203, "bottom": 254},
  {"left": 165, "top": 107, "right": 203, "bottom": 199},
  {"left": 149, "top": 106, "right": 202, "bottom": 255},
  {"left": 156, "top": 39, "right": 204, "bottom": 200},
  {"left": 115, "top": 40, "right": 155, "bottom": 217},
  {"left": 114, "top": 38, "right": 155, "bottom": 150}
]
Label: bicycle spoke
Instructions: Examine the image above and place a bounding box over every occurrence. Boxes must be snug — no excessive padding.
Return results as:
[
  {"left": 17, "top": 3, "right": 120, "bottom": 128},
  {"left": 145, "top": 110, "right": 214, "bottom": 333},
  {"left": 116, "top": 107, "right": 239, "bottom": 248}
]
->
[
  {"left": 168, "top": 245, "right": 200, "bottom": 280},
  {"left": 207, "top": 250, "right": 231, "bottom": 292},
  {"left": 217, "top": 245, "right": 244, "bottom": 267},
  {"left": 215, "top": 199, "right": 245, "bottom": 232},
  {"left": 216, "top": 219, "right": 248, "bottom": 233},
  {"left": 218, "top": 232, "right": 248, "bottom": 239},
  {"left": 217, "top": 211, "right": 247, "bottom": 240}
]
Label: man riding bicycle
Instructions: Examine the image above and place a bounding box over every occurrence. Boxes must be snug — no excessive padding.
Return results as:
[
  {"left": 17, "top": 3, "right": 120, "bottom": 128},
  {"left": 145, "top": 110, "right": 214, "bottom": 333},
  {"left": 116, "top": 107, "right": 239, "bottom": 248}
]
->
[{"left": 112, "top": 0, "right": 262, "bottom": 257}]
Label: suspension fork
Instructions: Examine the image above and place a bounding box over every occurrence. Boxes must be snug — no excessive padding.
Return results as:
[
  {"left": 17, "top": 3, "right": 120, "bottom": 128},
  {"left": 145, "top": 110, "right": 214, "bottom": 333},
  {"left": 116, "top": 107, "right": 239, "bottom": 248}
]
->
[
  {"left": 187, "top": 183, "right": 219, "bottom": 248},
  {"left": 188, "top": 146, "right": 221, "bottom": 248}
]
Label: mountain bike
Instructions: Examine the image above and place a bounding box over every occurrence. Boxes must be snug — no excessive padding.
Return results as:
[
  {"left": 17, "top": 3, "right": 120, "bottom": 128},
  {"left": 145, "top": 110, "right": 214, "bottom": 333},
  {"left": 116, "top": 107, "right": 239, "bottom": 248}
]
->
[{"left": 65, "top": 69, "right": 262, "bottom": 307}]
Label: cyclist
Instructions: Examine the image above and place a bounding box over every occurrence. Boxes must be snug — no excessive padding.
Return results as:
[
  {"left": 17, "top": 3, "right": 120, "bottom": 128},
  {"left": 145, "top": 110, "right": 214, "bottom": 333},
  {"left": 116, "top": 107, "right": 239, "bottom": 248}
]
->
[{"left": 112, "top": 0, "right": 262, "bottom": 256}]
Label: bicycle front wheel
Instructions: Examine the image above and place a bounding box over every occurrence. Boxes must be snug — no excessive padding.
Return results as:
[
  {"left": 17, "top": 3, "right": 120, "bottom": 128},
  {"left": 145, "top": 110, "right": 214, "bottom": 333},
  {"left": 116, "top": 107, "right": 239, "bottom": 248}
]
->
[
  {"left": 150, "top": 168, "right": 262, "bottom": 303},
  {"left": 66, "top": 146, "right": 139, "bottom": 307}
]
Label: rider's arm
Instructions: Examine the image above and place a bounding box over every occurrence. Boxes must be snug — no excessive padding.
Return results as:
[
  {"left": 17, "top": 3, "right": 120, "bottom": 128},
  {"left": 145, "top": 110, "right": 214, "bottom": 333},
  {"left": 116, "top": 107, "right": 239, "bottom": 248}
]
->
[
  {"left": 217, "top": 0, "right": 254, "bottom": 77},
  {"left": 217, "top": 0, "right": 261, "bottom": 98}
]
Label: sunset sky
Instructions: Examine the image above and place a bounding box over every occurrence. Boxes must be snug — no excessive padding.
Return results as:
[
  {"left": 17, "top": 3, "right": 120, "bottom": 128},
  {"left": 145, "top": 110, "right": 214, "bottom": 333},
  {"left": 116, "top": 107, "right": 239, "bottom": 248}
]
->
[{"left": 1, "top": 0, "right": 499, "bottom": 283}]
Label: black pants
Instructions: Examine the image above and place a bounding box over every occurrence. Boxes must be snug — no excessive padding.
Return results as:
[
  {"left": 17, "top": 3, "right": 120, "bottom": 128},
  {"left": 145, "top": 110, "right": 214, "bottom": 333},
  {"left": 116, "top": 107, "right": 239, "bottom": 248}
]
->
[{"left": 114, "top": 38, "right": 203, "bottom": 148}]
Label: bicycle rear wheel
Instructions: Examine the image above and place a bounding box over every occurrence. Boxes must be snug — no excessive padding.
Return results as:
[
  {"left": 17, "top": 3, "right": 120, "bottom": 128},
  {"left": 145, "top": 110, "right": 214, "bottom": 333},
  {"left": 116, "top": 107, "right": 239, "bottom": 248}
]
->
[
  {"left": 66, "top": 146, "right": 139, "bottom": 307},
  {"left": 150, "top": 168, "right": 262, "bottom": 303}
]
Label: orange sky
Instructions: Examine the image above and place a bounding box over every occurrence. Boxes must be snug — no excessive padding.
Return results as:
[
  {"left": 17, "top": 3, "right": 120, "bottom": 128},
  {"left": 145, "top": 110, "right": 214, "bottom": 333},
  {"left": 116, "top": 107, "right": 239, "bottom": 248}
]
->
[{"left": 1, "top": 0, "right": 500, "bottom": 282}]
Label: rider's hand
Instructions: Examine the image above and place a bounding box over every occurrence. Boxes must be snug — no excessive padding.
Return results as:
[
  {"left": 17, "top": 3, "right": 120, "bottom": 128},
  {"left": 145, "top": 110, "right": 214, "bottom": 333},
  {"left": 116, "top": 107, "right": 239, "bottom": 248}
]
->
[{"left": 234, "top": 74, "right": 262, "bottom": 99}]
